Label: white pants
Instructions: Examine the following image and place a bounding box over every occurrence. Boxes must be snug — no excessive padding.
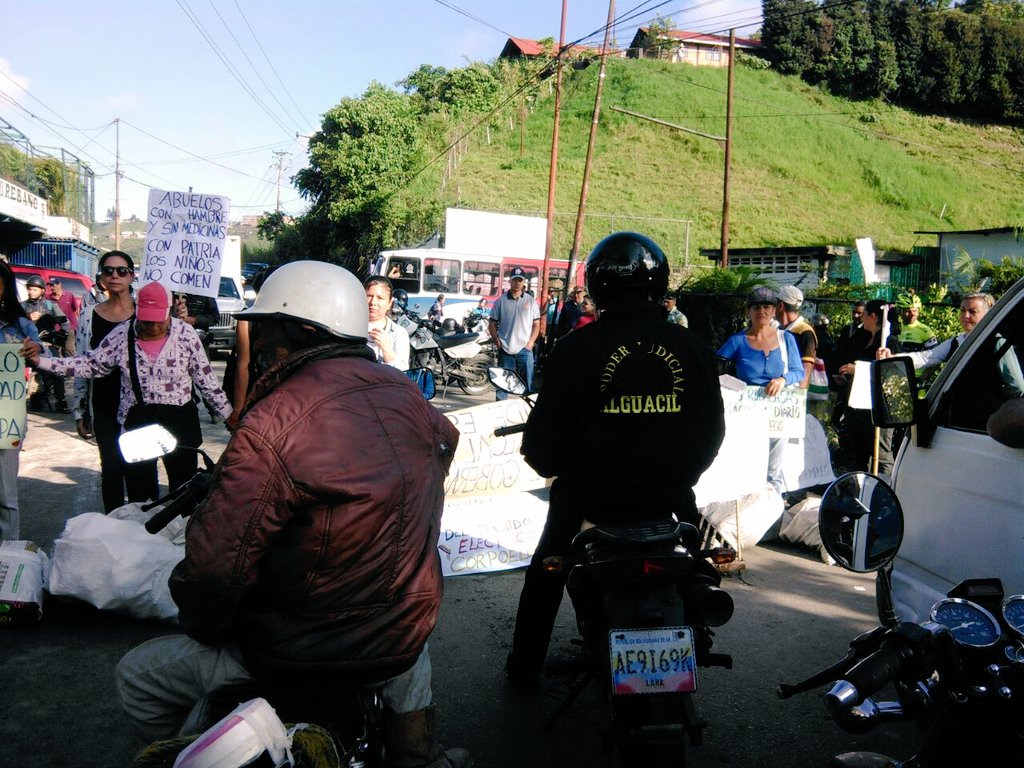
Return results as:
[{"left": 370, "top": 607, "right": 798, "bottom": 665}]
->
[
  {"left": 116, "top": 634, "right": 433, "bottom": 742},
  {"left": 0, "top": 444, "right": 22, "bottom": 541}
]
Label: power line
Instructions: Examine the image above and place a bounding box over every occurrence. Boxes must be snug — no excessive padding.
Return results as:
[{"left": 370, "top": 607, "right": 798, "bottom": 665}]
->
[{"left": 230, "top": 0, "right": 315, "bottom": 130}]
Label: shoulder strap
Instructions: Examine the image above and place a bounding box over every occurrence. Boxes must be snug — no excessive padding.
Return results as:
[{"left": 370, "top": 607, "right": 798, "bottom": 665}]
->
[
  {"left": 776, "top": 329, "right": 788, "bottom": 371},
  {"left": 126, "top": 323, "right": 145, "bottom": 405}
]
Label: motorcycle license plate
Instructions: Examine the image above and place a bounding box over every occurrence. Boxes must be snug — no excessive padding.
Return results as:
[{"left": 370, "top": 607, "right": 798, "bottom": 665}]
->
[{"left": 608, "top": 626, "right": 696, "bottom": 696}]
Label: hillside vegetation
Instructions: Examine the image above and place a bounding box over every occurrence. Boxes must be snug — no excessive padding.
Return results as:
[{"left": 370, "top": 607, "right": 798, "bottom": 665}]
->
[{"left": 447, "top": 56, "right": 1024, "bottom": 266}]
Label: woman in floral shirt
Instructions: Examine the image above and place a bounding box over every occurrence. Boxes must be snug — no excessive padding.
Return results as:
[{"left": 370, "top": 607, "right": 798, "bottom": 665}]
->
[{"left": 24, "top": 282, "right": 232, "bottom": 503}]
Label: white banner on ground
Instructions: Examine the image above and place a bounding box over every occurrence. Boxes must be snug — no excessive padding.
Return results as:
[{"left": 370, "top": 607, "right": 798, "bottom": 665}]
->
[
  {"left": 442, "top": 399, "right": 547, "bottom": 498},
  {"left": 438, "top": 490, "right": 548, "bottom": 577},
  {"left": 0, "top": 344, "right": 28, "bottom": 448},
  {"left": 142, "top": 189, "right": 230, "bottom": 298}
]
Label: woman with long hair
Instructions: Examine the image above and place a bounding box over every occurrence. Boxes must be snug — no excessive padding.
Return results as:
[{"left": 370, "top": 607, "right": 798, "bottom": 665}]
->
[
  {"left": 72, "top": 251, "right": 137, "bottom": 512},
  {"left": 0, "top": 260, "right": 44, "bottom": 540}
]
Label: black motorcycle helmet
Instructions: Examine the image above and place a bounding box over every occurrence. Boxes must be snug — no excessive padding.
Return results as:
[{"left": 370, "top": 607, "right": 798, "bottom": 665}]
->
[
  {"left": 584, "top": 232, "right": 669, "bottom": 307},
  {"left": 26, "top": 275, "right": 46, "bottom": 289},
  {"left": 441, "top": 318, "right": 459, "bottom": 335},
  {"left": 392, "top": 288, "right": 409, "bottom": 311}
]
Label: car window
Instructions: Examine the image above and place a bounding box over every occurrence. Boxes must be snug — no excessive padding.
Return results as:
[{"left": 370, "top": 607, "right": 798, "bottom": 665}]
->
[
  {"left": 940, "top": 300, "right": 1024, "bottom": 433},
  {"left": 218, "top": 277, "right": 241, "bottom": 300}
]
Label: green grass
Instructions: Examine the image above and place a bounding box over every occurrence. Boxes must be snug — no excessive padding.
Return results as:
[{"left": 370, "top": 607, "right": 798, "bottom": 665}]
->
[{"left": 447, "top": 57, "right": 1024, "bottom": 266}]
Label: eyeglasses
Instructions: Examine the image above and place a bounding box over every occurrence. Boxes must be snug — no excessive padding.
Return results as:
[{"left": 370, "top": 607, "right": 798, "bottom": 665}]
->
[{"left": 101, "top": 266, "right": 133, "bottom": 277}]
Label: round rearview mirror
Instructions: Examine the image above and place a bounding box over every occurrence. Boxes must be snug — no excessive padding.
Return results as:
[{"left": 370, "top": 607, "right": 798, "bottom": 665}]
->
[
  {"left": 118, "top": 424, "right": 178, "bottom": 464},
  {"left": 488, "top": 367, "right": 527, "bottom": 395},
  {"left": 819, "top": 472, "right": 903, "bottom": 573}
]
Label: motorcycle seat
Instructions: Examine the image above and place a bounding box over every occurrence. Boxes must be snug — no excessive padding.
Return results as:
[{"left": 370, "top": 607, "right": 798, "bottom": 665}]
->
[{"left": 432, "top": 331, "right": 480, "bottom": 349}]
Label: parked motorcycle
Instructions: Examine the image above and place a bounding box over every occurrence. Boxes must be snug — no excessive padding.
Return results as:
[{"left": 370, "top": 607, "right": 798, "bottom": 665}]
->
[
  {"left": 489, "top": 368, "right": 737, "bottom": 767},
  {"left": 394, "top": 306, "right": 494, "bottom": 396},
  {"left": 778, "top": 471, "right": 1024, "bottom": 767}
]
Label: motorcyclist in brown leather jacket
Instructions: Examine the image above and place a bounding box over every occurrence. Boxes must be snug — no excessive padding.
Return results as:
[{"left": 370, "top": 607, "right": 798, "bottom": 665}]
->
[{"left": 115, "top": 261, "right": 471, "bottom": 767}]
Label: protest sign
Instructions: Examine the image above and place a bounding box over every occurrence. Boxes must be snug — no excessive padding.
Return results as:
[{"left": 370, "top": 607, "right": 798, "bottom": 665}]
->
[
  {"left": 725, "top": 386, "right": 807, "bottom": 439},
  {"left": 438, "top": 490, "right": 548, "bottom": 577},
  {"left": 0, "top": 344, "right": 27, "bottom": 448},
  {"left": 142, "top": 189, "right": 230, "bottom": 299},
  {"left": 693, "top": 409, "right": 766, "bottom": 507},
  {"left": 781, "top": 414, "right": 837, "bottom": 491},
  {"left": 443, "top": 398, "right": 547, "bottom": 498}
]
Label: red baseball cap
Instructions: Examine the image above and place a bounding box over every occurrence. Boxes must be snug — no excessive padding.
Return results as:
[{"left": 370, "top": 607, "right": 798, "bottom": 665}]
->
[{"left": 137, "top": 282, "right": 172, "bottom": 322}]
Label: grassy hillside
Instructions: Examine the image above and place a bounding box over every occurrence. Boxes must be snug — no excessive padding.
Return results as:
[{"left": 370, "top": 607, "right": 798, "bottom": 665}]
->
[{"left": 448, "top": 57, "right": 1024, "bottom": 267}]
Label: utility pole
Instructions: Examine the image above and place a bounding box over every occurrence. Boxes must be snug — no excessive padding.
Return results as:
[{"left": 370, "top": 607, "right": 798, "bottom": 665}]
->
[
  {"left": 721, "top": 29, "right": 736, "bottom": 268},
  {"left": 566, "top": 0, "right": 615, "bottom": 290},
  {"left": 114, "top": 117, "right": 121, "bottom": 251},
  {"left": 540, "top": 0, "right": 568, "bottom": 317},
  {"left": 272, "top": 150, "right": 290, "bottom": 213}
]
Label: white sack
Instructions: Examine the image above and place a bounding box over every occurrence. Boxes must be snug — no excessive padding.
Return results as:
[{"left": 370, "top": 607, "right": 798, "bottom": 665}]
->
[
  {"left": 47, "top": 512, "right": 183, "bottom": 622},
  {"left": 109, "top": 502, "right": 188, "bottom": 545},
  {"left": 699, "top": 485, "right": 785, "bottom": 551},
  {"left": 0, "top": 540, "right": 48, "bottom": 625},
  {"left": 779, "top": 495, "right": 834, "bottom": 565}
]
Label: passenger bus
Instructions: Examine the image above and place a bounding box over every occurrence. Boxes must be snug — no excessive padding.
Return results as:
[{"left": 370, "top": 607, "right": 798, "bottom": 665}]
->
[{"left": 370, "top": 248, "right": 585, "bottom": 323}]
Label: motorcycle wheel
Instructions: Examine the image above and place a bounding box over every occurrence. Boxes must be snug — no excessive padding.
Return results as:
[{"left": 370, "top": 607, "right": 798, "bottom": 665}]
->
[{"left": 458, "top": 354, "right": 493, "bottom": 396}]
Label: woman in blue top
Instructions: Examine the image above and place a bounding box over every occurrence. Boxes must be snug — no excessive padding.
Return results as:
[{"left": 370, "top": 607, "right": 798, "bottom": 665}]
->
[
  {"left": 0, "top": 260, "right": 45, "bottom": 540},
  {"left": 716, "top": 285, "right": 803, "bottom": 494}
]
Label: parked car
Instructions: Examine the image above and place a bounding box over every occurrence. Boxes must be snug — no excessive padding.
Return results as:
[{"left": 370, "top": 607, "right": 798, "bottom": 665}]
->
[
  {"left": 207, "top": 275, "right": 247, "bottom": 355},
  {"left": 11, "top": 265, "right": 94, "bottom": 303}
]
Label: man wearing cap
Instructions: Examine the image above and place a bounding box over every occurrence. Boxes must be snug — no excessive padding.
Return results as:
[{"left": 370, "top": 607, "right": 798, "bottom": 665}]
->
[
  {"left": 489, "top": 266, "right": 541, "bottom": 399},
  {"left": 21, "top": 281, "right": 232, "bottom": 501},
  {"left": 895, "top": 292, "right": 938, "bottom": 352},
  {"left": 22, "top": 275, "right": 70, "bottom": 412},
  {"left": 775, "top": 285, "right": 817, "bottom": 389}
]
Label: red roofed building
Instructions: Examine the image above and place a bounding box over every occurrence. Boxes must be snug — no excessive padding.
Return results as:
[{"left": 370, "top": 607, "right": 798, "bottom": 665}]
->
[
  {"left": 627, "top": 28, "right": 761, "bottom": 68},
  {"left": 498, "top": 36, "right": 621, "bottom": 61}
]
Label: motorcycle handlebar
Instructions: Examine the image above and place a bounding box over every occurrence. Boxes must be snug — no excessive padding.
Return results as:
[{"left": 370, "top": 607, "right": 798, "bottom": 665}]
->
[
  {"left": 825, "top": 641, "right": 916, "bottom": 718},
  {"left": 494, "top": 423, "right": 527, "bottom": 437},
  {"left": 144, "top": 473, "right": 212, "bottom": 534}
]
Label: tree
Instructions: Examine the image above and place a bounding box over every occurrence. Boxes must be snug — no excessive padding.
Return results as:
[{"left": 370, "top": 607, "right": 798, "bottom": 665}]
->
[
  {"left": 761, "top": 0, "right": 819, "bottom": 76},
  {"left": 292, "top": 82, "right": 437, "bottom": 269},
  {"left": 256, "top": 210, "right": 288, "bottom": 241}
]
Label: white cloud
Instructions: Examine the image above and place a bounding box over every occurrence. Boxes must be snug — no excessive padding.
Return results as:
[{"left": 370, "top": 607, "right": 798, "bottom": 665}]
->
[
  {"left": 106, "top": 92, "right": 141, "bottom": 110},
  {"left": 0, "top": 57, "right": 31, "bottom": 102}
]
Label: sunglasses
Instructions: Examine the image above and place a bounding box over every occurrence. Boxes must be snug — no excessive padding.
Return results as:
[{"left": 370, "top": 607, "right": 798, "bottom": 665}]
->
[{"left": 101, "top": 266, "right": 133, "bottom": 277}]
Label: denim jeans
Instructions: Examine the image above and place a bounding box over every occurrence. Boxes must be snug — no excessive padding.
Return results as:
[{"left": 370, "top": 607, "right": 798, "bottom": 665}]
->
[{"left": 496, "top": 348, "right": 534, "bottom": 401}]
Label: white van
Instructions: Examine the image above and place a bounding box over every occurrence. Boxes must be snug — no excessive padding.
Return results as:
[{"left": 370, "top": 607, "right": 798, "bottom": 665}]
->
[{"left": 874, "top": 279, "right": 1024, "bottom": 622}]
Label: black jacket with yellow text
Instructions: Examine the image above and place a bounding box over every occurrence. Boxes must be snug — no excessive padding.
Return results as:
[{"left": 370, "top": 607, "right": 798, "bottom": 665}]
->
[{"left": 522, "top": 301, "right": 725, "bottom": 525}]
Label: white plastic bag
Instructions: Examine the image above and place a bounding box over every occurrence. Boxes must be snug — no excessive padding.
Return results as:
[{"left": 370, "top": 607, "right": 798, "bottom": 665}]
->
[
  {"left": 47, "top": 512, "right": 184, "bottom": 622},
  {"left": 699, "top": 484, "right": 785, "bottom": 551}
]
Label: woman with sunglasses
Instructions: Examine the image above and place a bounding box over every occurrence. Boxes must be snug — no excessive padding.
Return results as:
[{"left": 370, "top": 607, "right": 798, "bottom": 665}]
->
[{"left": 71, "top": 251, "right": 137, "bottom": 512}]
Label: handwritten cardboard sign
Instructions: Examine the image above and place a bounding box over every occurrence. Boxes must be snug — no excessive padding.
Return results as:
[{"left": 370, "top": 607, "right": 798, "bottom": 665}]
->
[
  {"left": 725, "top": 386, "right": 807, "bottom": 439},
  {"left": 143, "top": 189, "right": 230, "bottom": 299},
  {"left": 0, "top": 344, "right": 28, "bottom": 448},
  {"left": 438, "top": 491, "right": 548, "bottom": 577}
]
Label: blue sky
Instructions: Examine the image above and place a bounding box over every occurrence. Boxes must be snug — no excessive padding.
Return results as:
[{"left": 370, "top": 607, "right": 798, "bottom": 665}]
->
[{"left": 1, "top": 1, "right": 760, "bottom": 223}]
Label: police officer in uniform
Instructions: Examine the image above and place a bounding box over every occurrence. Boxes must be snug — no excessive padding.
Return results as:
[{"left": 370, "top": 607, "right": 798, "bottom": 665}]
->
[{"left": 504, "top": 232, "right": 726, "bottom": 692}]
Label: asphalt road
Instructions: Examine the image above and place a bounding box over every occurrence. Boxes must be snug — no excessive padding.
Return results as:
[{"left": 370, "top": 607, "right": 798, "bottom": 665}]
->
[{"left": 4, "top": 368, "right": 917, "bottom": 767}]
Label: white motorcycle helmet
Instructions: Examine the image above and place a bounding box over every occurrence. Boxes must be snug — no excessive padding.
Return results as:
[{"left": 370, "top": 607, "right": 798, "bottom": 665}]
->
[{"left": 236, "top": 260, "right": 368, "bottom": 341}]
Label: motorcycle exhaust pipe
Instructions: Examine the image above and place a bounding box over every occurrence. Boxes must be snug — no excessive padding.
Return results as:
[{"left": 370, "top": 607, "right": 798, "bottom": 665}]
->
[{"left": 683, "top": 581, "right": 735, "bottom": 628}]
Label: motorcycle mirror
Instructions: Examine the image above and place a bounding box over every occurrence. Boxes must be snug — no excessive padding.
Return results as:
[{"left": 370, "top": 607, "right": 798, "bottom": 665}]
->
[
  {"left": 819, "top": 472, "right": 904, "bottom": 573},
  {"left": 405, "top": 367, "right": 436, "bottom": 400},
  {"left": 488, "top": 367, "right": 527, "bottom": 395},
  {"left": 118, "top": 424, "right": 178, "bottom": 464}
]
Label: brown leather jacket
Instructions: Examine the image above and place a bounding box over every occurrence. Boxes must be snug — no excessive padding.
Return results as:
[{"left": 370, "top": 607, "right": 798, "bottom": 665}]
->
[{"left": 169, "top": 351, "right": 459, "bottom": 678}]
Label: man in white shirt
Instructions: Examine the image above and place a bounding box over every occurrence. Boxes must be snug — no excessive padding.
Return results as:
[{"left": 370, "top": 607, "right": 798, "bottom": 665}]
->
[{"left": 489, "top": 266, "right": 540, "bottom": 399}]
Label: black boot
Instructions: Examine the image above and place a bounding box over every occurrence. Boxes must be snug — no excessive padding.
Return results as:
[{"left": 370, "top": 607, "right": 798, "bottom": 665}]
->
[{"left": 382, "top": 706, "right": 473, "bottom": 768}]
